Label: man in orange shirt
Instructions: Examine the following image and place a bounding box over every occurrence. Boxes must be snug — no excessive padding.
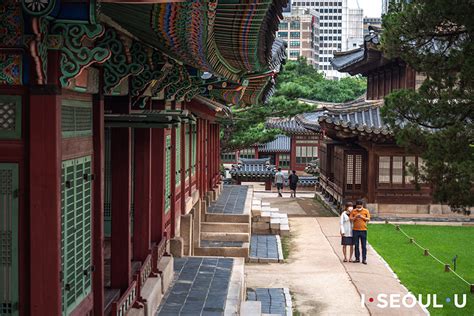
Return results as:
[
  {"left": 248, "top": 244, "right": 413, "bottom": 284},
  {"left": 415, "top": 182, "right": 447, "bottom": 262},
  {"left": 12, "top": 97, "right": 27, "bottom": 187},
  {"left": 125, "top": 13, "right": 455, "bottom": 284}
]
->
[{"left": 350, "top": 199, "right": 370, "bottom": 264}]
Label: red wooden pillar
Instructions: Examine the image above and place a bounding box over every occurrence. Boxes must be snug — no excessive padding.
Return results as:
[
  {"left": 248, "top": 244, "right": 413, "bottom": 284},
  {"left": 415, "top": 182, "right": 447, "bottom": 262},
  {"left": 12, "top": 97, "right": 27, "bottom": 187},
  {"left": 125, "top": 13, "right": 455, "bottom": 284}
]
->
[
  {"left": 151, "top": 127, "right": 166, "bottom": 242},
  {"left": 290, "top": 136, "right": 296, "bottom": 171},
  {"left": 29, "top": 88, "right": 62, "bottom": 316},
  {"left": 92, "top": 93, "right": 105, "bottom": 315},
  {"left": 133, "top": 127, "right": 152, "bottom": 261},
  {"left": 107, "top": 96, "right": 132, "bottom": 293}
]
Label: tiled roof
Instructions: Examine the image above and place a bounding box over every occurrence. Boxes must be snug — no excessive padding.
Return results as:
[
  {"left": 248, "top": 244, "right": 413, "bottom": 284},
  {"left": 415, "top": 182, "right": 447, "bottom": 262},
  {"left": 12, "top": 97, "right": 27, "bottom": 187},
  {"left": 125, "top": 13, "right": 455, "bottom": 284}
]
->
[
  {"left": 318, "top": 100, "right": 394, "bottom": 142},
  {"left": 258, "top": 135, "right": 291, "bottom": 153},
  {"left": 239, "top": 158, "right": 271, "bottom": 165},
  {"left": 283, "top": 176, "right": 318, "bottom": 187},
  {"left": 331, "top": 48, "right": 365, "bottom": 71},
  {"left": 230, "top": 163, "right": 276, "bottom": 178},
  {"left": 266, "top": 117, "right": 314, "bottom": 135}
]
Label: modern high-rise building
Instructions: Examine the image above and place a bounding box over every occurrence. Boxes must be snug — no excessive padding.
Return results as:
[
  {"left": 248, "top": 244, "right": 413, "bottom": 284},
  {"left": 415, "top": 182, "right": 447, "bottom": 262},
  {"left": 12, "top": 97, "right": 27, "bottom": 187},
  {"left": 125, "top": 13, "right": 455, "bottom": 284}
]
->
[
  {"left": 287, "top": 1, "right": 364, "bottom": 79},
  {"left": 277, "top": 7, "right": 320, "bottom": 67},
  {"left": 363, "top": 17, "right": 382, "bottom": 36},
  {"left": 346, "top": 8, "right": 364, "bottom": 50}
]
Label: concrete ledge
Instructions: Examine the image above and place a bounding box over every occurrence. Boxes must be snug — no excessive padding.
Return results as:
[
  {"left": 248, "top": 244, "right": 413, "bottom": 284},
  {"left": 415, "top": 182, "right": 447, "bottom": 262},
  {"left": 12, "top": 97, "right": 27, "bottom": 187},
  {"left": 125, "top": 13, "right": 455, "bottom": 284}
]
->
[
  {"left": 157, "top": 256, "right": 174, "bottom": 295},
  {"left": 194, "top": 245, "right": 249, "bottom": 258},
  {"left": 201, "top": 232, "right": 250, "bottom": 242},
  {"left": 127, "top": 307, "right": 145, "bottom": 316},
  {"left": 241, "top": 301, "right": 262, "bottom": 316},
  {"left": 205, "top": 213, "right": 251, "bottom": 224},
  {"left": 141, "top": 275, "right": 163, "bottom": 316},
  {"left": 224, "top": 258, "right": 245, "bottom": 316},
  {"left": 201, "top": 222, "right": 250, "bottom": 233}
]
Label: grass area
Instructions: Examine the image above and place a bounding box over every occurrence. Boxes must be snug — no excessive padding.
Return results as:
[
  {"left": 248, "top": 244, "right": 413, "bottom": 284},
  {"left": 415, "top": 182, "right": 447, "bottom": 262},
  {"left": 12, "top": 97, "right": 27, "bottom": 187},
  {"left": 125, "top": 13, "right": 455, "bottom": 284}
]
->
[
  {"left": 281, "top": 235, "right": 291, "bottom": 259},
  {"left": 368, "top": 224, "right": 474, "bottom": 315}
]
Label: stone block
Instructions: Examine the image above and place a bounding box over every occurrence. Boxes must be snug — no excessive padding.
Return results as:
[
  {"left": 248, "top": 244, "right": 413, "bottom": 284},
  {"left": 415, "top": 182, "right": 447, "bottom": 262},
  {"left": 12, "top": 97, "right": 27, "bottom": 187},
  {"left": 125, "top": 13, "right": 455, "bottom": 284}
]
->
[
  {"left": 262, "top": 202, "right": 270, "bottom": 206},
  {"left": 169, "top": 237, "right": 184, "bottom": 258},
  {"left": 241, "top": 301, "right": 262, "bottom": 316},
  {"left": 157, "top": 256, "right": 174, "bottom": 295},
  {"left": 127, "top": 307, "right": 145, "bottom": 316},
  {"left": 180, "top": 213, "right": 193, "bottom": 256},
  {"left": 141, "top": 275, "right": 163, "bottom": 316}
]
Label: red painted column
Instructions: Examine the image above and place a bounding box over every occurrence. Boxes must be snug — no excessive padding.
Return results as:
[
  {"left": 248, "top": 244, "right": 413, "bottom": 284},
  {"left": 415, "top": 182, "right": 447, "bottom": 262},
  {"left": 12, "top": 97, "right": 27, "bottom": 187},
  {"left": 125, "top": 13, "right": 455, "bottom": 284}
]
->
[
  {"left": 151, "top": 128, "right": 166, "bottom": 242},
  {"left": 110, "top": 126, "right": 132, "bottom": 292},
  {"left": 29, "top": 89, "right": 62, "bottom": 316},
  {"left": 133, "top": 127, "right": 152, "bottom": 261},
  {"left": 92, "top": 94, "right": 104, "bottom": 315},
  {"left": 290, "top": 136, "right": 296, "bottom": 171}
]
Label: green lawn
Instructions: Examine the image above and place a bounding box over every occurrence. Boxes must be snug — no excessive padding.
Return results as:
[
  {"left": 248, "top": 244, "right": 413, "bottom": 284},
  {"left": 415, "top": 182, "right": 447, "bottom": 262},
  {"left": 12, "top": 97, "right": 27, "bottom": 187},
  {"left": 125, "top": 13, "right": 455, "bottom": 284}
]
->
[{"left": 368, "top": 224, "right": 474, "bottom": 316}]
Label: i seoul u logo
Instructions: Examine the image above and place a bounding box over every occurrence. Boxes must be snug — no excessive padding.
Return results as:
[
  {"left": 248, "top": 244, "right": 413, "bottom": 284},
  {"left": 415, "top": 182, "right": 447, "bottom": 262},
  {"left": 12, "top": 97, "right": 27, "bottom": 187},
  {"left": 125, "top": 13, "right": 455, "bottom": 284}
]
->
[{"left": 361, "top": 293, "right": 467, "bottom": 309}]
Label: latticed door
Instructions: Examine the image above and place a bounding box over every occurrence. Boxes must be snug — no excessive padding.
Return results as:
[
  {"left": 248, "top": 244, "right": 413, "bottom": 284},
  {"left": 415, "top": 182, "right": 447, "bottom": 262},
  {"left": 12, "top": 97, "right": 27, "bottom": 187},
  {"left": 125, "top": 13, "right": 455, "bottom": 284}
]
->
[
  {"left": 104, "top": 128, "right": 112, "bottom": 237},
  {"left": 165, "top": 135, "right": 171, "bottom": 213},
  {"left": 0, "top": 164, "right": 19, "bottom": 316},
  {"left": 61, "top": 156, "right": 92, "bottom": 315},
  {"left": 175, "top": 126, "right": 181, "bottom": 186}
]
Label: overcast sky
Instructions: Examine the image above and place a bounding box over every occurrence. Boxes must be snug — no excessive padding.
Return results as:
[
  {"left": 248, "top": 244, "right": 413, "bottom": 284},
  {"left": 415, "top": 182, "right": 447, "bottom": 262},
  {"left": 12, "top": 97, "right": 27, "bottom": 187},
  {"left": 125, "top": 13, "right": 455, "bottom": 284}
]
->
[{"left": 348, "top": 0, "right": 382, "bottom": 18}]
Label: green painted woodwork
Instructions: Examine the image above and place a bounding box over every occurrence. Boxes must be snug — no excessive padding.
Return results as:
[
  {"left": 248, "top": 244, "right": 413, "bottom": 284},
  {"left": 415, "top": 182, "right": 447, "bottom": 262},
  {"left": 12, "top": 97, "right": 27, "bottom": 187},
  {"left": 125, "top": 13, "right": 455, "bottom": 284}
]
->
[
  {"left": 185, "top": 124, "right": 190, "bottom": 177},
  {"left": 61, "top": 99, "right": 92, "bottom": 138},
  {"left": 175, "top": 126, "right": 181, "bottom": 186},
  {"left": 97, "top": 28, "right": 143, "bottom": 94},
  {"left": 51, "top": 22, "right": 110, "bottom": 88},
  {"left": 153, "top": 61, "right": 181, "bottom": 98},
  {"left": 0, "top": 96, "right": 22, "bottom": 140},
  {"left": 130, "top": 43, "right": 165, "bottom": 98},
  {"left": 165, "top": 135, "right": 171, "bottom": 213},
  {"left": 191, "top": 125, "right": 197, "bottom": 176},
  {"left": 104, "top": 128, "right": 112, "bottom": 237},
  {"left": 0, "top": 163, "right": 19, "bottom": 316},
  {"left": 61, "top": 156, "right": 92, "bottom": 316}
]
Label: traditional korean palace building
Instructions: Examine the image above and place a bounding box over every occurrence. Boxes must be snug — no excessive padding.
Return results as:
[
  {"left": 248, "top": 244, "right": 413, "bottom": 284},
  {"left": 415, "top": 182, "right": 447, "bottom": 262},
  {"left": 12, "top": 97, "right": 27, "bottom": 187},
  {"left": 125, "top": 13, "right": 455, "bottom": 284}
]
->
[
  {"left": 318, "top": 27, "right": 437, "bottom": 215},
  {"left": 0, "top": 1, "right": 288, "bottom": 315},
  {"left": 222, "top": 112, "right": 322, "bottom": 172}
]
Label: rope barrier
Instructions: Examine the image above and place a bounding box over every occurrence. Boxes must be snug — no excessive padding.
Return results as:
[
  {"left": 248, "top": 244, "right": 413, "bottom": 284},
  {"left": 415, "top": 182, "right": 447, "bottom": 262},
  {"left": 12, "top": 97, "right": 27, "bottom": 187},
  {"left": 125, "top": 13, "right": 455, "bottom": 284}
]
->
[{"left": 390, "top": 223, "right": 473, "bottom": 290}]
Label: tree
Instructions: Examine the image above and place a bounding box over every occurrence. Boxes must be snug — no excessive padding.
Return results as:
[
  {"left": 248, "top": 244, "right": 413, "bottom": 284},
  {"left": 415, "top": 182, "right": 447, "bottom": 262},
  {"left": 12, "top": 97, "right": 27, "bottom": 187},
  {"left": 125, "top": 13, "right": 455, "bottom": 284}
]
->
[
  {"left": 220, "top": 58, "right": 366, "bottom": 152},
  {"left": 381, "top": 0, "right": 474, "bottom": 209}
]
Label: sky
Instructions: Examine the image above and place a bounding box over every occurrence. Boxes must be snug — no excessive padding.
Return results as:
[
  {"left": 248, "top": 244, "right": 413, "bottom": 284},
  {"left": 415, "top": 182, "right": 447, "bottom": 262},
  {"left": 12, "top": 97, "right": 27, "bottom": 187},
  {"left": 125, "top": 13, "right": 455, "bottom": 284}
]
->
[{"left": 348, "top": 0, "right": 382, "bottom": 18}]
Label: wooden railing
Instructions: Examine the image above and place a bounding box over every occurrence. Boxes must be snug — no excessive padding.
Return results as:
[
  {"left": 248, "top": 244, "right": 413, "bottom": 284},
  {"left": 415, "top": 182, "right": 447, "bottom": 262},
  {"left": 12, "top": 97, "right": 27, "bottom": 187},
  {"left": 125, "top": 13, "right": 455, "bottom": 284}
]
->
[
  {"left": 135, "top": 254, "right": 154, "bottom": 302},
  {"left": 152, "top": 234, "right": 168, "bottom": 274},
  {"left": 111, "top": 280, "right": 138, "bottom": 316}
]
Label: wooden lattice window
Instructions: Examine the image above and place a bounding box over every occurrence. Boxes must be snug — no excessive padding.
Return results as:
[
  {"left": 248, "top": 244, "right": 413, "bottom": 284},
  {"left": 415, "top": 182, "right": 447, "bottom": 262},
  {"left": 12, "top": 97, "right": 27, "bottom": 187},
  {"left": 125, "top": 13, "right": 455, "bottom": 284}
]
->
[
  {"left": 279, "top": 154, "right": 290, "bottom": 168},
  {"left": 405, "top": 156, "right": 416, "bottom": 184},
  {"left": 104, "top": 128, "right": 112, "bottom": 237},
  {"left": 185, "top": 125, "right": 190, "bottom": 176},
  {"left": 239, "top": 148, "right": 255, "bottom": 159},
  {"left": 0, "top": 164, "right": 19, "bottom": 316},
  {"left": 296, "top": 146, "right": 318, "bottom": 164},
  {"left": 165, "top": 136, "right": 171, "bottom": 213},
  {"left": 392, "top": 156, "right": 403, "bottom": 184},
  {"left": 61, "top": 99, "right": 92, "bottom": 138},
  {"left": 378, "top": 156, "right": 391, "bottom": 184},
  {"left": 175, "top": 126, "right": 181, "bottom": 186},
  {"left": 346, "top": 154, "right": 363, "bottom": 190},
  {"left": 191, "top": 125, "right": 197, "bottom": 176},
  {"left": 0, "top": 96, "right": 21, "bottom": 140},
  {"left": 61, "top": 156, "right": 92, "bottom": 315},
  {"left": 221, "top": 153, "right": 236, "bottom": 162}
]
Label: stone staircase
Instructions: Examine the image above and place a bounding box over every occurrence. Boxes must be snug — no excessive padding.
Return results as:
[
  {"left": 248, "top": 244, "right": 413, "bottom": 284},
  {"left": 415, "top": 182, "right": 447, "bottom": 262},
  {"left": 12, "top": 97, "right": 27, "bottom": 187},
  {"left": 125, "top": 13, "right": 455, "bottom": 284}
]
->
[
  {"left": 251, "top": 199, "right": 290, "bottom": 236},
  {"left": 194, "top": 186, "right": 253, "bottom": 258}
]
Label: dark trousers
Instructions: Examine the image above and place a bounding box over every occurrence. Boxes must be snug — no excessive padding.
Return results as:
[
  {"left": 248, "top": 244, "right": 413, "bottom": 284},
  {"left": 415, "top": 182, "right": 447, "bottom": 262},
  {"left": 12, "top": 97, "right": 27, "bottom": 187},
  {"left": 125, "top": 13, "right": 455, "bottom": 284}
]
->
[{"left": 353, "top": 230, "right": 367, "bottom": 261}]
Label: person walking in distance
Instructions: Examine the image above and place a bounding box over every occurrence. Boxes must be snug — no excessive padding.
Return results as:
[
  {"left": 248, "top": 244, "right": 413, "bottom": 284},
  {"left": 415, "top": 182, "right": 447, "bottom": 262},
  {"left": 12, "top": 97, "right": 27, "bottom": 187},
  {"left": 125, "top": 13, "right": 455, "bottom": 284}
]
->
[
  {"left": 288, "top": 170, "right": 299, "bottom": 198},
  {"left": 274, "top": 167, "right": 284, "bottom": 197},
  {"left": 350, "top": 200, "right": 370, "bottom": 264},
  {"left": 340, "top": 201, "right": 354, "bottom": 262}
]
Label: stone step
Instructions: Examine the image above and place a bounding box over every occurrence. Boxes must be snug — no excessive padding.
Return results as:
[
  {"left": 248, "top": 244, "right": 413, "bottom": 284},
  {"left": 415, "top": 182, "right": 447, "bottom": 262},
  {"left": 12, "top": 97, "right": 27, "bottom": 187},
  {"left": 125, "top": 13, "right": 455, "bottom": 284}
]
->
[
  {"left": 201, "top": 222, "right": 250, "bottom": 233},
  {"left": 241, "top": 301, "right": 262, "bottom": 316},
  {"left": 194, "top": 243, "right": 249, "bottom": 258},
  {"left": 201, "top": 231, "right": 250, "bottom": 242},
  {"left": 205, "top": 213, "right": 250, "bottom": 224}
]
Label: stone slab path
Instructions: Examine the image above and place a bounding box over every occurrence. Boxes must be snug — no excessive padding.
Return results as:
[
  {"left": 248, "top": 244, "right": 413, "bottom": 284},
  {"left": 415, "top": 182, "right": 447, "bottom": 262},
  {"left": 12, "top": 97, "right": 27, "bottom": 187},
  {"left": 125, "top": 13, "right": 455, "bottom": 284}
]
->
[
  {"left": 317, "top": 217, "right": 427, "bottom": 316},
  {"left": 249, "top": 235, "right": 280, "bottom": 261},
  {"left": 245, "top": 193, "right": 428, "bottom": 315},
  {"left": 157, "top": 257, "right": 233, "bottom": 316},
  {"left": 207, "top": 185, "right": 248, "bottom": 214},
  {"left": 246, "top": 288, "right": 291, "bottom": 315}
]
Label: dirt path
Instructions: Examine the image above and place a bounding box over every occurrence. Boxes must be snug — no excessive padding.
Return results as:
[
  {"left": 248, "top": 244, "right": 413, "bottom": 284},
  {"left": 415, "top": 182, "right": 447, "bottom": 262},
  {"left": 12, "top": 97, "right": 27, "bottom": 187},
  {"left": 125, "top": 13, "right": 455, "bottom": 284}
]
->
[{"left": 245, "top": 214, "right": 369, "bottom": 315}]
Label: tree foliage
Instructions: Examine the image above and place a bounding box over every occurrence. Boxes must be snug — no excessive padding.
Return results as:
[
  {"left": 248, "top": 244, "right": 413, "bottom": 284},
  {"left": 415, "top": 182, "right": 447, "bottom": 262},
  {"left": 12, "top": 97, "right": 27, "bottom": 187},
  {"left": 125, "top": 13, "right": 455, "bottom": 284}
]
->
[
  {"left": 381, "top": 0, "right": 474, "bottom": 209},
  {"left": 220, "top": 58, "right": 366, "bottom": 151}
]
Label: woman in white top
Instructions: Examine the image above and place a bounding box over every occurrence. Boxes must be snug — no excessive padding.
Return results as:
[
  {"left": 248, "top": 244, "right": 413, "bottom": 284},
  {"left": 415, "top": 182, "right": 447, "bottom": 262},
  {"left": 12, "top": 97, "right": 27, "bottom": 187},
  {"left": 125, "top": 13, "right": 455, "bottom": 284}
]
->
[{"left": 340, "top": 201, "right": 354, "bottom": 262}]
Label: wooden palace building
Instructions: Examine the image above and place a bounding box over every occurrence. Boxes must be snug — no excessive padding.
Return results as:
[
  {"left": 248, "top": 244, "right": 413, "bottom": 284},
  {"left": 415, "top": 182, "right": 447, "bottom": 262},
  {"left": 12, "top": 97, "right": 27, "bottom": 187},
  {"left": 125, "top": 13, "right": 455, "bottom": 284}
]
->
[
  {"left": 0, "top": 0, "right": 287, "bottom": 315},
  {"left": 317, "top": 27, "right": 437, "bottom": 215}
]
